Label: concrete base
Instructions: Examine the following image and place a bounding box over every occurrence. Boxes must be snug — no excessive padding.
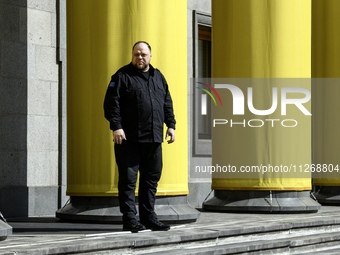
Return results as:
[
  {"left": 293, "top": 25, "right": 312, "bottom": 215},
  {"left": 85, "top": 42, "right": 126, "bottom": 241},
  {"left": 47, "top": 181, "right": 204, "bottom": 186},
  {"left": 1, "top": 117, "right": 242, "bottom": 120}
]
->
[
  {"left": 0, "top": 220, "right": 12, "bottom": 241},
  {"left": 56, "top": 195, "right": 200, "bottom": 223},
  {"left": 203, "top": 190, "right": 321, "bottom": 213},
  {"left": 188, "top": 181, "right": 213, "bottom": 209},
  {"left": 314, "top": 186, "right": 340, "bottom": 205},
  {"left": 0, "top": 186, "right": 59, "bottom": 218}
]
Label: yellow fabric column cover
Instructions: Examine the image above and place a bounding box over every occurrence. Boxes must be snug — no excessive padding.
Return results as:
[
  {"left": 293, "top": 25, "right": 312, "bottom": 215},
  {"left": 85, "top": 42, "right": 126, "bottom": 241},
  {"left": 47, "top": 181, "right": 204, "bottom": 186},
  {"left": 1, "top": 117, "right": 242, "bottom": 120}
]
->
[
  {"left": 312, "top": 0, "right": 340, "bottom": 186},
  {"left": 67, "top": 0, "right": 188, "bottom": 196},
  {"left": 211, "top": 0, "right": 312, "bottom": 190}
]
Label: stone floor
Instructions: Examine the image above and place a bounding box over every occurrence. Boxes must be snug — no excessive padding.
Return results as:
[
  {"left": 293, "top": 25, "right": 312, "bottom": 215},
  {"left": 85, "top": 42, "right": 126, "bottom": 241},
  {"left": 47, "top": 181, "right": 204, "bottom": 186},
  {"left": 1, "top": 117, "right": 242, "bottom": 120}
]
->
[{"left": 1, "top": 206, "right": 340, "bottom": 254}]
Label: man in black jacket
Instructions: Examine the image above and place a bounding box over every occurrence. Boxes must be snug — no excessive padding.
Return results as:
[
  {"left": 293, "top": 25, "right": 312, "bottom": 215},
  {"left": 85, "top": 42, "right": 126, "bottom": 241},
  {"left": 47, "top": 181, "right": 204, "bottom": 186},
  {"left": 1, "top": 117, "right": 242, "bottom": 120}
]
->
[{"left": 104, "top": 41, "right": 176, "bottom": 232}]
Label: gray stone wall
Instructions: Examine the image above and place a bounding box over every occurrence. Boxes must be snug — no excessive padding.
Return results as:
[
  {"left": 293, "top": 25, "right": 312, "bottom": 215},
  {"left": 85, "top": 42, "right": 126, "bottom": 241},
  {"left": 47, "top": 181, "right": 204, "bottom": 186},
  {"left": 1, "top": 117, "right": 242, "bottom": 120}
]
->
[
  {"left": 26, "top": 0, "right": 59, "bottom": 216},
  {"left": 0, "top": 0, "right": 63, "bottom": 217}
]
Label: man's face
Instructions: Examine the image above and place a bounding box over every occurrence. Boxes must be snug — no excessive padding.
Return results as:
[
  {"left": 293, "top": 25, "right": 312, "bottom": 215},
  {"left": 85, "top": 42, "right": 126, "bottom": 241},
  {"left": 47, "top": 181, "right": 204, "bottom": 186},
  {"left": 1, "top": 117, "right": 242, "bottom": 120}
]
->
[{"left": 132, "top": 43, "right": 152, "bottom": 72}]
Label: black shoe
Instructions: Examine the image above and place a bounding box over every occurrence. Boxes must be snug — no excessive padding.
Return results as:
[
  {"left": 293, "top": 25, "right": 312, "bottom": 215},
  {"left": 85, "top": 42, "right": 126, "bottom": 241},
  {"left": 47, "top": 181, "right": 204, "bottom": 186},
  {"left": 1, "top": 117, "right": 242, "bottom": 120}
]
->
[
  {"left": 142, "top": 218, "right": 170, "bottom": 231},
  {"left": 123, "top": 219, "right": 146, "bottom": 232}
]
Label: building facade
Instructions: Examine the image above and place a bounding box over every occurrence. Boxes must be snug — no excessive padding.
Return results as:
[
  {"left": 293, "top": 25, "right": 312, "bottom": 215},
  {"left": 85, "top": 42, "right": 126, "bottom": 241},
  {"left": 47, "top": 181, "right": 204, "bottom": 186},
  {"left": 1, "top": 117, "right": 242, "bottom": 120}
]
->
[
  {"left": 2, "top": 0, "right": 339, "bottom": 219},
  {"left": 0, "top": 0, "right": 212, "bottom": 218}
]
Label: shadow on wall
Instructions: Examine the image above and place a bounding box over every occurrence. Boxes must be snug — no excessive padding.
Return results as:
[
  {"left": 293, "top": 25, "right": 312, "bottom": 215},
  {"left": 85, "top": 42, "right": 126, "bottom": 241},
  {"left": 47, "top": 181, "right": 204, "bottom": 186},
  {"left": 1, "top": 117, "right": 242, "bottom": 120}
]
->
[{"left": 0, "top": 1, "right": 29, "bottom": 218}]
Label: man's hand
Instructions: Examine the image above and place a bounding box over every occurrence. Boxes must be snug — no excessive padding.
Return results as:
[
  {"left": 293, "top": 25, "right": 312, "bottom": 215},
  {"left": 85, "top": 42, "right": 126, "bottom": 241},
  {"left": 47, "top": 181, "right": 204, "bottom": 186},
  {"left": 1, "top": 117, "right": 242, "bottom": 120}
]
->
[
  {"left": 113, "top": 129, "right": 126, "bottom": 144},
  {"left": 165, "top": 128, "right": 175, "bottom": 144}
]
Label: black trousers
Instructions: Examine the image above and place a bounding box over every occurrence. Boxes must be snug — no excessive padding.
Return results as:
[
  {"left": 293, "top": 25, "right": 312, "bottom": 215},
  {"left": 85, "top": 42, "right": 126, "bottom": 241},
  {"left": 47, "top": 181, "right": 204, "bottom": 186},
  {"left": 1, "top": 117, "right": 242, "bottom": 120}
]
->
[{"left": 114, "top": 141, "right": 162, "bottom": 223}]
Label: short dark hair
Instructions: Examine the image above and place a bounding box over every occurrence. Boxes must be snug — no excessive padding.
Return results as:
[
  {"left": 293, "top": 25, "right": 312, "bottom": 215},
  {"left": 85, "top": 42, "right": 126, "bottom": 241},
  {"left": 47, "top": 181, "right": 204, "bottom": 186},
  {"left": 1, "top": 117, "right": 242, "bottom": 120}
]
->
[{"left": 132, "top": 41, "right": 151, "bottom": 53}]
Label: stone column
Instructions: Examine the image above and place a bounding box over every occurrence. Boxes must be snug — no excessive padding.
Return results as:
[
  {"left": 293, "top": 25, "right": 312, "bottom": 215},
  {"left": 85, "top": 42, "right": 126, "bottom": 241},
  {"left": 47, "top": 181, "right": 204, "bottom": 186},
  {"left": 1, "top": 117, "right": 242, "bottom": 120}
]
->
[
  {"left": 0, "top": 1, "right": 60, "bottom": 219},
  {"left": 203, "top": 0, "right": 320, "bottom": 212},
  {"left": 312, "top": 0, "right": 340, "bottom": 204},
  {"left": 56, "top": 0, "right": 199, "bottom": 222}
]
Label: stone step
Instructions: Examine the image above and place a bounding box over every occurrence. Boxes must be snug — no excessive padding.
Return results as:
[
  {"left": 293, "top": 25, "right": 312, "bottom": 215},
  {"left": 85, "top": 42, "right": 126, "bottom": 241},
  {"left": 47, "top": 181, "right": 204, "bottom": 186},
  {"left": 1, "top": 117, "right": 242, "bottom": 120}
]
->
[
  {"left": 73, "top": 224, "right": 340, "bottom": 255},
  {"left": 139, "top": 231, "right": 340, "bottom": 255},
  {"left": 3, "top": 214, "right": 340, "bottom": 254},
  {"left": 298, "top": 247, "right": 340, "bottom": 255}
]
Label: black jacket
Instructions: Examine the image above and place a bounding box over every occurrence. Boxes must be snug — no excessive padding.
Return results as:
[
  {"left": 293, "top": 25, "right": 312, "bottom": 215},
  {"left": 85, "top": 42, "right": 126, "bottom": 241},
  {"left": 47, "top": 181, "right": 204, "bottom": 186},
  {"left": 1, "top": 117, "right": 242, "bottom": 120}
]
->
[{"left": 104, "top": 63, "right": 176, "bottom": 143}]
